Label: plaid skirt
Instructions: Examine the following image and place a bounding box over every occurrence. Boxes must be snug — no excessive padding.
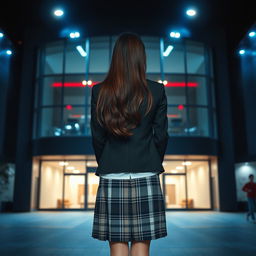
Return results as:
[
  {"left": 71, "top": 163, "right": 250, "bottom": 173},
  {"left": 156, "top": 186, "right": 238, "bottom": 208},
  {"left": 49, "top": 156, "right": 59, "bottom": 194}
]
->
[{"left": 91, "top": 173, "right": 167, "bottom": 242}]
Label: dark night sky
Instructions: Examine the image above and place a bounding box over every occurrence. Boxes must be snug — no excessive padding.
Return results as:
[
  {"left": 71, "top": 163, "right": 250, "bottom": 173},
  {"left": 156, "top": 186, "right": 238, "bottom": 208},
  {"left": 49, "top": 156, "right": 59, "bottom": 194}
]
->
[{"left": 0, "top": 0, "right": 255, "bottom": 48}]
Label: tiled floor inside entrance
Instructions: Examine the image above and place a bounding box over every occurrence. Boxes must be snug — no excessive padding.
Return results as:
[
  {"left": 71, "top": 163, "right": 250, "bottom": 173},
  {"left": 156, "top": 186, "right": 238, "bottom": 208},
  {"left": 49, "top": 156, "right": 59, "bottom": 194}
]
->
[{"left": 0, "top": 210, "right": 256, "bottom": 255}]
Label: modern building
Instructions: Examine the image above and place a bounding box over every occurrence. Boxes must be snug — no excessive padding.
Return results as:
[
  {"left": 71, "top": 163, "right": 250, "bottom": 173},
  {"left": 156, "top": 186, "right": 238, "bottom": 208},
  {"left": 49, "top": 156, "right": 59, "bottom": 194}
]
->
[
  {"left": 26, "top": 35, "right": 219, "bottom": 211},
  {"left": 13, "top": 30, "right": 234, "bottom": 212},
  {"left": 1, "top": 3, "right": 254, "bottom": 213}
]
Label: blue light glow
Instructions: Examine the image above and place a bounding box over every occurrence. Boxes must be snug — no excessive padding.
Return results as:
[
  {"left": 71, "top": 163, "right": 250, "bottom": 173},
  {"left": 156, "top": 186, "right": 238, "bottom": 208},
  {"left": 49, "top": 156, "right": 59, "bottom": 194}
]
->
[
  {"left": 163, "top": 45, "right": 174, "bottom": 57},
  {"left": 249, "top": 31, "right": 256, "bottom": 37},
  {"left": 239, "top": 49, "right": 245, "bottom": 55},
  {"left": 186, "top": 8, "right": 197, "bottom": 17},
  {"left": 170, "top": 31, "right": 181, "bottom": 38},
  {"left": 69, "top": 32, "right": 80, "bottom": 39},
  {"left": 0, "top": 32, "right": 4, "bottom": 38},
  {"left": 6, "top": 50, "right": 12, "bottom": 55},
  {"left": 76, "top": 45, "right": 87, "bottom": 57},
  {"left": 53, "top": 9, "right": 64, "bottom": 17}
]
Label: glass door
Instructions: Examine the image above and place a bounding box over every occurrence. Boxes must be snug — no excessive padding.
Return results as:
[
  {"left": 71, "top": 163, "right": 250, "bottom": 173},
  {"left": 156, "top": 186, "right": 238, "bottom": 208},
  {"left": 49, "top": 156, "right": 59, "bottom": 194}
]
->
[
  {"left": 63, "top": 175, "right": 85, "bottom": 209},
  {"left": 163, "top": 174, "right": 187, "bottom": 209}
]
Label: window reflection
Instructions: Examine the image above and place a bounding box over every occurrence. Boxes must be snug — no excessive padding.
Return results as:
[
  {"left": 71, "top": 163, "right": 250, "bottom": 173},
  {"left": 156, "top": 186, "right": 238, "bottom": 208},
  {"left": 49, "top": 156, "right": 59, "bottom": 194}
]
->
[
  {"left": 142, "top": 36, "right": 161, "bottom": 73},
  {"left": 165, "top": 74, "right": 186, "bottom": 105},
  {"left": 211, "top": 80, "right": 216, "bottom": 108},
  {"left": 65, "top": 40, "right": 86, "bottom": 73},
  {"left": 186, "top": 41, "right": 206, "bottom": 74},
  {"left": 168, "top": 106, "right": 188, "bottom": 136},
  {"left": 146, "top": 74, "right": 162, "bottom": 82},
  {"left": 187, "top": 76, "right": 207, "bottom": 106},
  {"left": 163, "top": 42, "right": 185, "bottom": 73},
  {"left": 188, "top": 107, "right": 209, "bottom": 136},
  {"left": 89, "top": 37, "right": 110, "bottom": 73},
  {"left": 63, "top": 75, "right": 86, "bottom": 105},
  {"left": 44, "top": 41, "right": 64, "bottom": 75},
  {"left": 63, "top": 106, "right": 85, "bottom": 136},
  {"left": 42, "top": 76, "right": 63, "bottom": 106},
  {"left": 41, "top": 107, "right": 62, "bottom": 137}
]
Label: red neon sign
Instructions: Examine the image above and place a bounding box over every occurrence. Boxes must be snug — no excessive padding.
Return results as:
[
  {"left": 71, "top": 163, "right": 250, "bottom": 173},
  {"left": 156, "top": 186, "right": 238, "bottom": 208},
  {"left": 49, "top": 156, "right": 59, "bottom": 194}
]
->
[
  {"left": 52, "top": 81, "right": 198, "bottom": 87},
  {"left": 165, "top": 82, "right": 197, "bottom": 87}
]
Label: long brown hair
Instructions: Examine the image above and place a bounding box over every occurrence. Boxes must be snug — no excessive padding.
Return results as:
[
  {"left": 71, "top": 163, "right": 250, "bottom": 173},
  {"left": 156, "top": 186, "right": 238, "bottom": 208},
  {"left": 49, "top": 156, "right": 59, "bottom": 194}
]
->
[{"left": 95, "top": 32, "right": 153, "bottom": 138}]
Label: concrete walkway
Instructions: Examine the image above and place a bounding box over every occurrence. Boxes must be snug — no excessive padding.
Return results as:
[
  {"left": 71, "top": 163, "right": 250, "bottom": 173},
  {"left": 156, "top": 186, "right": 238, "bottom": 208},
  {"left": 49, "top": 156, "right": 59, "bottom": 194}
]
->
[{"left": 0, "top": 211, "right": 255, "bottom": 255}]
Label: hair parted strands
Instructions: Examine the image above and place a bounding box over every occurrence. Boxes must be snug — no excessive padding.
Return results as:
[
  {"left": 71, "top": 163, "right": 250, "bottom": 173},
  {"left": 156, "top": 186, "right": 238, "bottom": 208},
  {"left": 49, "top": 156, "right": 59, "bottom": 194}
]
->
[{"left": 95, "top": 32, "right": 153, "bottom": 138}]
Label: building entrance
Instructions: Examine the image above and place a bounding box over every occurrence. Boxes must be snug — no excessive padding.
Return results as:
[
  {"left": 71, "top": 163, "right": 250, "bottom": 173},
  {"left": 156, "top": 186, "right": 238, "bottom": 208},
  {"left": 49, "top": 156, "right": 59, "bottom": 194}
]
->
[{"left": 35, "top": 158, "right": 214, "bottom": 210}]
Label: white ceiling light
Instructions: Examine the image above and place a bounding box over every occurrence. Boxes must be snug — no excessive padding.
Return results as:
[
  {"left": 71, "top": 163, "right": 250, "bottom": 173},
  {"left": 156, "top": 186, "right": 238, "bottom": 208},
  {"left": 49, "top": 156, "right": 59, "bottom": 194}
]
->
[
  {"left": 186, "top": 8, "right": 197, "bottom": 17},
  {"left": 76, "top": 45, "right": 87, "bottom": 57},
  {"left": 54, "top": 9, "right": 64, "bottom": 17},
  {"left": 163, "top": 45, "right": 174, "bottom": 57}
]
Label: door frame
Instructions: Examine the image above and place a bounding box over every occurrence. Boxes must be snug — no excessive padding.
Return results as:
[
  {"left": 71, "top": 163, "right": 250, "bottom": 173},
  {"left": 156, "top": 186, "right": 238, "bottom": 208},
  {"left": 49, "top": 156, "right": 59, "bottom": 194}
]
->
[{"left": 85, "top": 166, "right": 98, "bottom": 210}]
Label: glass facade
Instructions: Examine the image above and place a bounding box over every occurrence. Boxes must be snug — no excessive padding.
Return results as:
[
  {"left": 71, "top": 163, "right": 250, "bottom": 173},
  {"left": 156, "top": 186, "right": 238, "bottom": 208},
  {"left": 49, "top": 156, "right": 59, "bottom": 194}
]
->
[
  {"left": 37, "top": 158, "right": 213, "bottom": 210},
  {"left": 34, "top": 36, "right": 216, "bottom": 138},
  {"left": 162, "top": 160, "right": 211, "bottom": 209}
]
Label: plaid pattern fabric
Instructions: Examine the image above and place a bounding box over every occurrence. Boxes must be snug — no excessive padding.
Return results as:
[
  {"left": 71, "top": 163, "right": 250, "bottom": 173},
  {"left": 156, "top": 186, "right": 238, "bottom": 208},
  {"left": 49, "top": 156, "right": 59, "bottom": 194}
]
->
[{"left": 91, "top": 173, "right": 167, "bottom": 242}]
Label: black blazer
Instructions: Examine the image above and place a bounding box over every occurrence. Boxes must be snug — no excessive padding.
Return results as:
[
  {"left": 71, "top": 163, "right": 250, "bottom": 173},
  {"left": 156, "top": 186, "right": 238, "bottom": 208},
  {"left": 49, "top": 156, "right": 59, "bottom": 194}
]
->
[{"left": 90, "top": 79, "right": 169, "bottom": 176}]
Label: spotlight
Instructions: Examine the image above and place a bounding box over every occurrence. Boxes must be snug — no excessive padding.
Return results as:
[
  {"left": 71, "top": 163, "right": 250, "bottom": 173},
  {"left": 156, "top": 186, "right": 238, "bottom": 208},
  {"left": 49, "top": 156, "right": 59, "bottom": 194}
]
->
[
  {"left": 69, "top": 31, "right": 80, "bottom": 39},
  {"left": 170, "top": 31, "right": 181, "bottom": 38},
  {"left": 249, "top": 31, "right": 256, "bottom": 38},
  {"left": 186, "top": 8, "right": 197, "bottom": 17},
  {"left": 6, "top": 50, "right": 12, "bottom": 55},
  {"left": 53, "top": 9, "right": 64, "bottom": 17},
  {"left": 170, "top": 32, "right": 175, "bottom": 37},
  {"left": 0, "top": 32, "right": 4, "bottom": 38},
  {"left": 175, "top": 32, "right": 181, "bottom": 38},
  {"left": 239, "top": 49, "right": 245, "bottom": 55}
]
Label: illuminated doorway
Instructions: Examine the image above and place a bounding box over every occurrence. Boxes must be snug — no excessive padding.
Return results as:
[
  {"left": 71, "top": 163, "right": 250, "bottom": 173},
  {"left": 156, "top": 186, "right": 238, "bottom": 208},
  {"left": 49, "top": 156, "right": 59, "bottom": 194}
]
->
[
  {"left": 37, "top": 158, "right": 212, "bottom": 210},
  {"left": 163, "top": 174, "right": 187, "bottom": 209},
  {"left": 63, "top": 174, "right": 85, "bottom": 209},
  {"left": 162, "top": 160, "right": 211, "bottom": 209},
  {"left": 38, "top": 160, "right": 100, "bottom": 210}
]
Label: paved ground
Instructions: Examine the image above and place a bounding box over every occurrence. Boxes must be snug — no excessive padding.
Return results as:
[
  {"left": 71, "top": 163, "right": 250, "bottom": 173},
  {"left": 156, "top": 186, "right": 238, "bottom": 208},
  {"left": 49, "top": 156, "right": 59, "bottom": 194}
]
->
[{"left": 0, "top": 210, "right": 256, "bottom": 256}]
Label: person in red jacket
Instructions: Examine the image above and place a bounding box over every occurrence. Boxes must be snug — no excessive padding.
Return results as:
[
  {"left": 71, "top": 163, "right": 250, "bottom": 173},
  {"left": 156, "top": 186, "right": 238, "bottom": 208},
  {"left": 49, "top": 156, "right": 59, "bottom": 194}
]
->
[{"left": 242, "top": 174, "right": 256, "bottom": 223}]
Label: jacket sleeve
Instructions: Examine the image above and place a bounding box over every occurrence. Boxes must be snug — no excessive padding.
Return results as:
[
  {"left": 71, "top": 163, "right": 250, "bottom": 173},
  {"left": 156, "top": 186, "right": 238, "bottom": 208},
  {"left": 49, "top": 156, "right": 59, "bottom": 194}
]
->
[
  {"left": 90, "top": 86, "right": 107, "bottom": 164},
  {"left": 152, "top": 84, "right": 169, "bottom": 163}
]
